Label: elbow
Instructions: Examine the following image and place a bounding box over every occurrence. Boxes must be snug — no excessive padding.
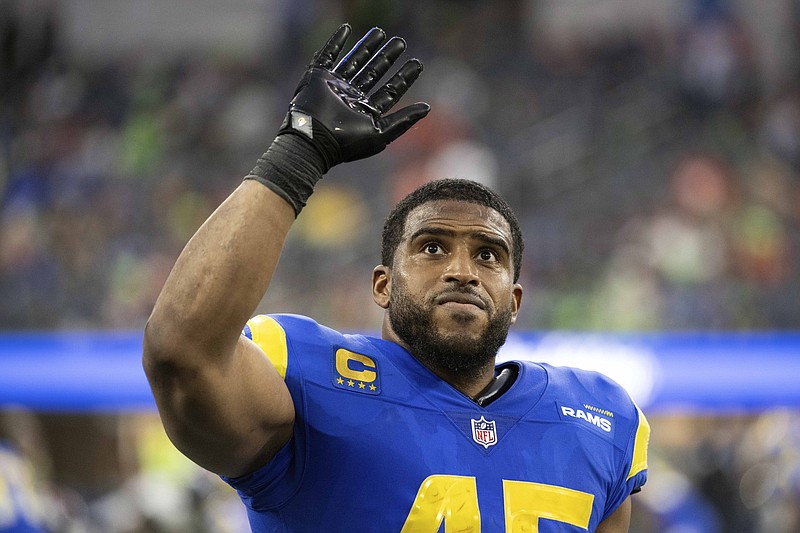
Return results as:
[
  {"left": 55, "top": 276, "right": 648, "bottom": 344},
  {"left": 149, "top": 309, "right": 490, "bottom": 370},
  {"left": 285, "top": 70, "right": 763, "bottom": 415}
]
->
[
  {"left": 141, "top": 314, "right": 225, "bottom": 383},
  {"left": 142, "top": 316, "right": 205, "bottom": 401},
  {"left": 142, "top": 316, "right": 185, "bottom": 379}
]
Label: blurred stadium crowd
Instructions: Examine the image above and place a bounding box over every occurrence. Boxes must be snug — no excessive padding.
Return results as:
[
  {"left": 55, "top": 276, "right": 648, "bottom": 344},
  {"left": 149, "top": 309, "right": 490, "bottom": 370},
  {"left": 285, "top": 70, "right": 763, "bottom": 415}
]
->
[{"left": 2, "top": 0, "right": 800, "bottom": 531}]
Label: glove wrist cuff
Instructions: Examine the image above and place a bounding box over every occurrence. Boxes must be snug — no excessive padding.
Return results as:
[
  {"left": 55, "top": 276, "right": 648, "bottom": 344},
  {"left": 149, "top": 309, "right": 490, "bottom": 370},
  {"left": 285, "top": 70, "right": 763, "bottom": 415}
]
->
[
  {"left": 278, "top": 109, "right": 343, "bottom": 172},
  {"left": 244, "top": 134, "right": 326, "bottom": 216}
]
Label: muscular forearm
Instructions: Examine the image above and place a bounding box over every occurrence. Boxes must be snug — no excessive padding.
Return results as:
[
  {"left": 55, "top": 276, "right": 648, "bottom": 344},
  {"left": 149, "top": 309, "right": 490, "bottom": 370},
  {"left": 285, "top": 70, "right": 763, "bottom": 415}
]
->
[{"left": 145, "top": 182, "right": 294, "bottom": 361}]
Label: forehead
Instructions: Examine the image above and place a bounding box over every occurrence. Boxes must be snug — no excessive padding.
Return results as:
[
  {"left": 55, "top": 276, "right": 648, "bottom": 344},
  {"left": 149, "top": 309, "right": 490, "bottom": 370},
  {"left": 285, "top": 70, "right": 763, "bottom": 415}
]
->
[{"left": 402, "top": 200, "right": 512, "bottom": 241}]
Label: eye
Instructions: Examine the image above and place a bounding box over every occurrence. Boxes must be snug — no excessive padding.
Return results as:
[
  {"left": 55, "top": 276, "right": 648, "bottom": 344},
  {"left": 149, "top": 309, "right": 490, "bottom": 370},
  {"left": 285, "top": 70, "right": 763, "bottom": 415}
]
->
[
  {"left": 478, "top": 249, "right": 498, "bottom": 262},
  {"left": 423, "top": 242, "right": 445, "bottom": 255}
]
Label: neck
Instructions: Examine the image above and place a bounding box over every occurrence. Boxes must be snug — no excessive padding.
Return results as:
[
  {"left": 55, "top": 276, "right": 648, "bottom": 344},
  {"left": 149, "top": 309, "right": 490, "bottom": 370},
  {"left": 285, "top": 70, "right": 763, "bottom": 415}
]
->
[{"left": 432, "top": 364, "right": 497, "bottom": 399}]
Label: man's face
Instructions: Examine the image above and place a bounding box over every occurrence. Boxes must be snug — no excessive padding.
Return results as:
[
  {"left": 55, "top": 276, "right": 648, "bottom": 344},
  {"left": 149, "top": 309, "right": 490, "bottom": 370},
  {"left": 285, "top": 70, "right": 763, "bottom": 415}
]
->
[{"left": 373, "top": 200, "right": 523, "bottom": 377}]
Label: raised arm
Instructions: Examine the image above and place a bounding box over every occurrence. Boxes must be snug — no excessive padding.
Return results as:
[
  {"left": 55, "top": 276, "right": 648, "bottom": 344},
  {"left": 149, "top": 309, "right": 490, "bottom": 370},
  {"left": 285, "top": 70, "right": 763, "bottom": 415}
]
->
[{"left": 142, "top": 24, "right": 429, "bottom": 478}]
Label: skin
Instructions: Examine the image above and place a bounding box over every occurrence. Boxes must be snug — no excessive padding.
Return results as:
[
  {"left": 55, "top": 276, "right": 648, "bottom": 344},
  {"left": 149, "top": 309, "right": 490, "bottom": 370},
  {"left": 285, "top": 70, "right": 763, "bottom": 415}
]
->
[
  {"left": 143, "top": 181, "right": 296, "bottom": 478},
  {"left": 372, "top": 200, "right": 523, "bottom": 397},
  {"left": 142, "top": 186, "right": 633, "bottom": 531}
]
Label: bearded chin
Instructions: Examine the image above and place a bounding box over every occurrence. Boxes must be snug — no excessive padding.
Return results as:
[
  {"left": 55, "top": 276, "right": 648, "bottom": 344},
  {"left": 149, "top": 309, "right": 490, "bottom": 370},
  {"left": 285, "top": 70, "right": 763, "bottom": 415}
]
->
[{"left": 388, "top": 286, "right": 513, "bottom": 379}]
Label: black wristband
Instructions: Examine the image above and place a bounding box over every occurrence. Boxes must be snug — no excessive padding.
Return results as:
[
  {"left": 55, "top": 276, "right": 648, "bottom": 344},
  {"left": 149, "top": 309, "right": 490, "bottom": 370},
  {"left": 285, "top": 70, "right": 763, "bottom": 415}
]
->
[
  {"left": 244, "top": 133, "right": 327, "bottom": 216},
  {"left": 278, "top": 107, "right": 343, "bottom": 170}
]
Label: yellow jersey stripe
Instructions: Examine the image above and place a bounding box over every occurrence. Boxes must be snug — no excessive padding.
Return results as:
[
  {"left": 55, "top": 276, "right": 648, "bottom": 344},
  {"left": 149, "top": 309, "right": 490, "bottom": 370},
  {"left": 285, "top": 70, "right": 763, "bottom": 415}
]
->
[
  {"left": 246, "top": 315, "right": 289, "bottom": 379},
  {"left": 627, "top": 404, "right": 650, "bottom": 480}
]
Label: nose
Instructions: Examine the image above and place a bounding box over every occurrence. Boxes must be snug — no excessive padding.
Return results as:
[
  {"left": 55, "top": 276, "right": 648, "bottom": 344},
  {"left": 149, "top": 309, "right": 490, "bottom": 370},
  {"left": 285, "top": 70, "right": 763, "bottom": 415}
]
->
[{"left": 443, "top": 248, "right": 479, "bottom": 286}]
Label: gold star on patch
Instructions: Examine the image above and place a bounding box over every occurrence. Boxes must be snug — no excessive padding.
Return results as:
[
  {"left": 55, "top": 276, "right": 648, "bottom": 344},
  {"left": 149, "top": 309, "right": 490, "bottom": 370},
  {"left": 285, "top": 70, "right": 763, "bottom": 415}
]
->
[
  {"left": 358, "top": 382, "right": 366, "bottom": 389},
  {"left": 347, "top": 379, "right": 355, "bottom": 387},
  {"left": 336, "top": 377, "right": 344, "bottom": 385},
  {"left": 369, "top": 384, "right": 377, "bottom": 391}
]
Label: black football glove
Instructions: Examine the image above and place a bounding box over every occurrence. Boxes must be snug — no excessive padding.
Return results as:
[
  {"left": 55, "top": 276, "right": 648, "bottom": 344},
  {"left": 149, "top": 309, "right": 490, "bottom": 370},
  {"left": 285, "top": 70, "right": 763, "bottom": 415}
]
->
[{"left": 246, "top": 24, "right": 430, "bottom": 215}]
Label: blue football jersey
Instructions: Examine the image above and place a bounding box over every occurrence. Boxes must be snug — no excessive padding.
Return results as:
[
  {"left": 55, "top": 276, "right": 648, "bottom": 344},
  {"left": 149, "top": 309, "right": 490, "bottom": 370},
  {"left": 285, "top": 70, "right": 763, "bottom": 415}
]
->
[{"left": 223, "top": 314, "right": 649, "bottom": 532}]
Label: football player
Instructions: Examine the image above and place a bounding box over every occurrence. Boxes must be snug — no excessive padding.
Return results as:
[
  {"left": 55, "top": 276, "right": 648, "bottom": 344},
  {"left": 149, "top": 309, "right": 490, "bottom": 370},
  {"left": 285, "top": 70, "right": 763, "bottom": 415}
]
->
[{"left": 143, "top": 24, "right": 648, "bottom": 532}]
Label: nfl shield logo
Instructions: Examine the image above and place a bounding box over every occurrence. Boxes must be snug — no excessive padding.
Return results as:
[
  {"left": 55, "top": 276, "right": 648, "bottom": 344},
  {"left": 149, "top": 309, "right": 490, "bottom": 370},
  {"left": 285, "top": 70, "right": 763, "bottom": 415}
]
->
[{"left": 471, "top": 416, "right": 498, "bottom": 449}]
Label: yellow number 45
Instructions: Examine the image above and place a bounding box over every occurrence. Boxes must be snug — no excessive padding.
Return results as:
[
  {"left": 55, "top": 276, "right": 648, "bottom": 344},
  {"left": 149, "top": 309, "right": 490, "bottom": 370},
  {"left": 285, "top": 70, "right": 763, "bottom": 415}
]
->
[{"left": 401, "top": 474, "right": 594, "bottom": 532}]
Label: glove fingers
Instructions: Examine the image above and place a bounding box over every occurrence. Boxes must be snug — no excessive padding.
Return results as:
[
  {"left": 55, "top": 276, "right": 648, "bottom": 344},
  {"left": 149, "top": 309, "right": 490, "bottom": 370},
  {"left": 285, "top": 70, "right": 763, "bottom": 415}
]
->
[
  {"left": 377, "top": 102, "right": 431, "bottom": 143},
  {"left": 333, "top": 27, "right": 387, "bottom": 81},
  {"left": 311, "top": 24, "right": 352, "bottom": 70},
  {"left": 369, "top": 59, "right": 424, "bottom": 114},
  {"left": 351, "top": 37, "right": 406, "bottom": 94}
]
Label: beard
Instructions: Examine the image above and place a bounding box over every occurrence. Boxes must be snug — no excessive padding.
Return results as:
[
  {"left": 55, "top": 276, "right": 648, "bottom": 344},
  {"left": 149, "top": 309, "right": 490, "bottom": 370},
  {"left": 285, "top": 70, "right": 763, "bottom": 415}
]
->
[{"left": 388, "top": 279, "right": 514, "bottom": 379}]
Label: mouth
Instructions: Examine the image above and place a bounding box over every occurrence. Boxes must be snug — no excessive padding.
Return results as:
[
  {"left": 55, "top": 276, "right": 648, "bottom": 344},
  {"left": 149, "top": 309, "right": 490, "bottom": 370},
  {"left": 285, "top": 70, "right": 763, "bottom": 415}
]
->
[{"left": 434, "top": 292, "right": 487, "bottom": 311}]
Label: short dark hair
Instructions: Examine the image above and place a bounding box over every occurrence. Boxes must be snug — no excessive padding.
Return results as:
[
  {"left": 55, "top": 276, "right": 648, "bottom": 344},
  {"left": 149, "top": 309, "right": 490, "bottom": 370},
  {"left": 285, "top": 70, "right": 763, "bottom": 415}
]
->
[{"left": 381, "top": 179, "right": 524, "bottom": 282}]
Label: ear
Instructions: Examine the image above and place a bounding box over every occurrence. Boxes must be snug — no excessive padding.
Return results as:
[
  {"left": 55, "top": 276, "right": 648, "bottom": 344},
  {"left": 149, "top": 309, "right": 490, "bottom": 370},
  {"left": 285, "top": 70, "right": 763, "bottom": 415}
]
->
[
  {"left": 510, "top": 283, "right": 523, "bottom": 324},
  {"left": 372, "top": 265, "right": 391, "bottom": 309}
]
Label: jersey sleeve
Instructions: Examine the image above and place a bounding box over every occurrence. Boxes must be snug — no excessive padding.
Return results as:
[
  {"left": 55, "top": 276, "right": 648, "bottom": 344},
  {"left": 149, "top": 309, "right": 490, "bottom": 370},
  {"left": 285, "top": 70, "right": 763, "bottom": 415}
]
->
[
  {"left": 605, "top": 399, "right": 650, "bottom": 519},
  {"left": 222, "top": 314, "right": 320, "bottom": 510},
  {"left": 242, "top": 314, "right": 289, "bottom": 379},
  {"left": 554, "top": 365, "right": 651, "bottom": 521},
  {"left": 626, "top": 403, "right": 650, "bottom": 491}
]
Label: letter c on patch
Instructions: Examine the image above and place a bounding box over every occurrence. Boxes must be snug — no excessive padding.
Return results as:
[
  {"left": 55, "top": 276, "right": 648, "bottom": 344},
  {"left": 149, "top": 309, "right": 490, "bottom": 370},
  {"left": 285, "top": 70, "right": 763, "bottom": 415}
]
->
[{"left": 335, "top": 349, "right": 377, "bottom": 382}]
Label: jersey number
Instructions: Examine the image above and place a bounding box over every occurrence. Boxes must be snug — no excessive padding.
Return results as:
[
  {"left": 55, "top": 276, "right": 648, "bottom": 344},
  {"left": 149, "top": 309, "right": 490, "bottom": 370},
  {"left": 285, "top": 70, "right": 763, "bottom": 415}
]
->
[{"left": 400, "top": 475, "right": 594, "bottom": 532}]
